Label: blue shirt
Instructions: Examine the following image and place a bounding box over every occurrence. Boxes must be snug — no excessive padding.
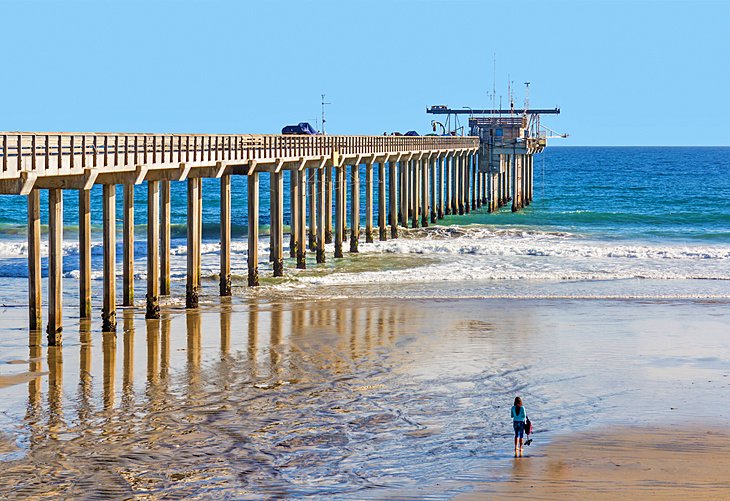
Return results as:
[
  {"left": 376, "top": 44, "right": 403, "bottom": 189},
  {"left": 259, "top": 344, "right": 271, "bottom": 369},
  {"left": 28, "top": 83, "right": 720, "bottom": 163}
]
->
[{"left": 511, "top": 405, "right": 526, "bottom": 422}]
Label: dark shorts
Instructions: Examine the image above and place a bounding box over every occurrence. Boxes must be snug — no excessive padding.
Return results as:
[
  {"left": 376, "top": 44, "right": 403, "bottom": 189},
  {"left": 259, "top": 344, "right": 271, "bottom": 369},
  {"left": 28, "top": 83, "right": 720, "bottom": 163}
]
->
[{"left": 513, "top": 421, "right": 525, "bottom": 438}]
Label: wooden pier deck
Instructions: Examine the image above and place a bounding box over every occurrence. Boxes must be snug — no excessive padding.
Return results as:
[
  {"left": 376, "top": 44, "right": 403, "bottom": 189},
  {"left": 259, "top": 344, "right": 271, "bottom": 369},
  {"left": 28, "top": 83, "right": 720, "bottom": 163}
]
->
[{"left": 0, "top": 132, "right": 535, "bottom": 344}]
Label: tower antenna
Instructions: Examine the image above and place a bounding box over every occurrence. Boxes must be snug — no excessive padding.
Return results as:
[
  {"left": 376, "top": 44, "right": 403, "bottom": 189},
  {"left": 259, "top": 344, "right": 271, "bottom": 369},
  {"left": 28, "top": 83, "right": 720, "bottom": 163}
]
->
[
  {"left": 321, "top": 94, "right": 331, "bottom": 134},
  {"left": 524, "top": 81, "right": 530, "bottom": 114}
]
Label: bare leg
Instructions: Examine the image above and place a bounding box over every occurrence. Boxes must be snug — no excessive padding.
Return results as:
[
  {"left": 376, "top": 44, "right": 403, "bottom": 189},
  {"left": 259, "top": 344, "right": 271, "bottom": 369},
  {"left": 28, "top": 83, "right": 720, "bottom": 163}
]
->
[{"left": 519, "top": 437, "right": 524, "bottom": 451}]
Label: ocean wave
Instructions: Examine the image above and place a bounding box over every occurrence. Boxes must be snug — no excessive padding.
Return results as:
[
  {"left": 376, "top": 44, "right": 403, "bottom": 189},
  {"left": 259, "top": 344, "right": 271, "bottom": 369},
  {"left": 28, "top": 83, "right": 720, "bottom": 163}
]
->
[{"left": 368, "top": 226, "right": 730, "bottom": 261}]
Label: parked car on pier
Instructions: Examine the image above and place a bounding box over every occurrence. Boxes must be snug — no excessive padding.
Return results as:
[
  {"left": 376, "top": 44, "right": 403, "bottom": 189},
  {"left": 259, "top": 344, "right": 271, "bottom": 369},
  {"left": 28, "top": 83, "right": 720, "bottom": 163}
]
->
[
  {"left": 282, "top": 122, "right": 318, "bottom": 135},
  {"left": 404, "top": 130, "right": 419, "bottom": 136}
]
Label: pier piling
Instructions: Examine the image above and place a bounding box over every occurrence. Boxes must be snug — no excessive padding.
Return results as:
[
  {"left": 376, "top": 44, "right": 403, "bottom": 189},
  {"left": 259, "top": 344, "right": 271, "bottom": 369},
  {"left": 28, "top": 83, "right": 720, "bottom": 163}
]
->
[
  {"left": 186, "top": 178, "right": 200, "bottom": 306},
  {"left": 102, "top": 185, "right": 116, "bottom": 332},
  {"left": 160, "top": 180, "right": 171, "bottom": 296},
  {"left": 389, "top": 160, "right": 398, "bottom": 239},
  {"left": 28, "top": 191, "right": 42, "bottom": 331},
  {"left": 350, "top": 162, "right": 360, "bottom": 253},
  {"left": 297, "top": 167, "right": 307, "bottom": 269},
  {"left": 147, "top": 180, "right": 161, "bottom": 318},
  {"left": 220, "top": 175, "right": 231, "bottom": 296},
  {"left": 365, "top": 161, "right": 373, "bottom": 243},
  {"left": 247, "top": 172, "right": 260, "bottom": 286},
  {"left": 316, "top": 167, "right": 326, "bottom": 263},
  {"left": 378, "top": 161, "right": 387, "bottom": 241},
  {"left": 308, "top": 169, "right": 317, "bottom": 252},
  {"left": 79, "top": 189, "right": 92, "bottom": 319},
  {"left": 48, "top": 189, "right": 64, "bottom": 342},
  {"left": 334, "top": 164, "right": 344, "bottom": 258},
  {"left": 123, "top": 184, "right": 134, "bottom": 306}
]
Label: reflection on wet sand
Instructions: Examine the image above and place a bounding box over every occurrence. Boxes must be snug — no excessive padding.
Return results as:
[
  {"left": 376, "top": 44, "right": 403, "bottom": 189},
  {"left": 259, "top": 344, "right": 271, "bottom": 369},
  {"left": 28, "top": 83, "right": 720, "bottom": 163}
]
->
[{"left": 3, "top": 297, "right": 565, "bottom": 498}]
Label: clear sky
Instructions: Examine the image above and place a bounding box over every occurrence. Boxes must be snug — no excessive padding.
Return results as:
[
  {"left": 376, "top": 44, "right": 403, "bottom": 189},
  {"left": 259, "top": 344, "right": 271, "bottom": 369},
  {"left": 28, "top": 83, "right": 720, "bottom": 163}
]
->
[{"left": 2, "top": 0, "right": 729, "bottom": 145}]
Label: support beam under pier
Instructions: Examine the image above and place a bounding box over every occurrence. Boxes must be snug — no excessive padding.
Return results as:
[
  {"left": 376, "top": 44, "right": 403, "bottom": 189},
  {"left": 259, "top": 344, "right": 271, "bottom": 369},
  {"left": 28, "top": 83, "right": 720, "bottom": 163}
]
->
[
  {"left": 102, "top": 185, "right": 117, "bottom": 331},
  {"left": 48, "top": 190, "right": 64, "bottom": 342},
  {"left": 147, "top": 180, "right": 161, "bottom": 318},
  {"left": 247, "top": 172, "right": 260, "bottom": 286}
]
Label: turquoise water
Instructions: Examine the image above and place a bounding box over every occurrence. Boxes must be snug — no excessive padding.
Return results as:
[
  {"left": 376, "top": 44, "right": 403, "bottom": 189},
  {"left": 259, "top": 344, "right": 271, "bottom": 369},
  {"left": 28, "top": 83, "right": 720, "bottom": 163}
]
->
[{"left": 0, "top": 147, "right": 727, "bottom": 293}]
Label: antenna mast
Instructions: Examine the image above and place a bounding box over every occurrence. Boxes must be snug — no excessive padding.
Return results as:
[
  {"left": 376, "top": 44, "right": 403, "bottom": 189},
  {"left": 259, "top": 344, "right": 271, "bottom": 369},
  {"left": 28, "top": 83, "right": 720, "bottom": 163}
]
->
[{"left": 321, "top": 94, "right": 331, "bottom": 134}]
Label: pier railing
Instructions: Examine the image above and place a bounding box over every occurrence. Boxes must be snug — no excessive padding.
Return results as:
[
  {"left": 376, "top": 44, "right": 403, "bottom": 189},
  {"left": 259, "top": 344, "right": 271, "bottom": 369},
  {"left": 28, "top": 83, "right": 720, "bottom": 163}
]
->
[{"left": 0, "top": 133, "right": 479, "bottom": 179}]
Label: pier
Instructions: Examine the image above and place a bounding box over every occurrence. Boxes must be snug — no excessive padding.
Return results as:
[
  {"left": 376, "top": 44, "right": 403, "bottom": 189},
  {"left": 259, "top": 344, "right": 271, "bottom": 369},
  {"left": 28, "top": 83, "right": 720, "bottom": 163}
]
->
[{"left": 0, "top": 126, "right": 550, "bottom": 344}]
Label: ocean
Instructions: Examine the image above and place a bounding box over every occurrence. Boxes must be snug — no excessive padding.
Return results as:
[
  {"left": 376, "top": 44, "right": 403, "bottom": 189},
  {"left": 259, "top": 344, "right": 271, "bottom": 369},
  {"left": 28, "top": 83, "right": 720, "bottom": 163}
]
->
[
  {"left": 0, "top": 146, "right": 728, "bottom": 498},
  {"left": 0, "top": 146, "right": 727, "bottom": 301}
]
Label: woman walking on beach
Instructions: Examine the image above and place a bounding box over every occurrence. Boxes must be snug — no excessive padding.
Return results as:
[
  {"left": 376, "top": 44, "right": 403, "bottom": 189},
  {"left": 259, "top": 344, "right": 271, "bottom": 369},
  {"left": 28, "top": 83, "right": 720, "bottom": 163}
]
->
[{"left": 511, "top": 396, "right": 526, "bottom": 452}]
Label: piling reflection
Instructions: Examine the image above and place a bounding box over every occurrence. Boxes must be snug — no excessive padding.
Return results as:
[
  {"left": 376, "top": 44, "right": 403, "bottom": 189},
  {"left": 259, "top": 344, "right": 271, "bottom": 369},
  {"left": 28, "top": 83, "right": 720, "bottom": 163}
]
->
[
  {"left": 122, "top": 312, "right": 135, "bottom": 409},
  {"left": 186, "top": 309, "right": 202, "bottom": 399},
  {"left": 102, "top": 332, "right": 116, "bottom": 411},
  {"left": 47, "top": 344, "right": 64, "bottom": 438},
  {"left": 77, "top": 320, "right": 92, "bottom": 423},
  {"left": 26, "top": 330, "right": 43, "bottom": 422},
  {"left": 10, "top": 299, "right": 452, "bottom": 497}
]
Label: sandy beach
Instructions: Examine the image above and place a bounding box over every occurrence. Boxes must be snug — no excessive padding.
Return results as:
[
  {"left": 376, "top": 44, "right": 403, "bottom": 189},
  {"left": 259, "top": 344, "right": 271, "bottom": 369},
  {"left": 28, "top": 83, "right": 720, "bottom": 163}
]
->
[
  {"left": 466, "top": 426, "right": 730, "bottom": 500},
  {"left": 0, "top": 295, "right": 728, "bottom": 498}
]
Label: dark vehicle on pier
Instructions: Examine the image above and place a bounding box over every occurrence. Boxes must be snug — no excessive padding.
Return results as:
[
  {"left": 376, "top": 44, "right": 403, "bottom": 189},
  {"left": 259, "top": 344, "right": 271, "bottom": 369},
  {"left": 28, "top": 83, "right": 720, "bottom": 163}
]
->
[
  {"left": 282, "top": 122, "right": 318, "bottom": 135},
  {"left": 404, "top": 130, "right": 419, "bottom": 136}
]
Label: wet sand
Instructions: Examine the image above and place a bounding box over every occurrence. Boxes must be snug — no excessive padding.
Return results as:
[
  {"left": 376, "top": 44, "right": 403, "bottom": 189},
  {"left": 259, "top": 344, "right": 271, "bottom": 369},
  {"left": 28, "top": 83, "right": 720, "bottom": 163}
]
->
[
  {"left": 0, "top": 296, "right": 729, "bottom": 498},
  {"left": 464, "top": 426, "right": 730, "bottom": 500}
]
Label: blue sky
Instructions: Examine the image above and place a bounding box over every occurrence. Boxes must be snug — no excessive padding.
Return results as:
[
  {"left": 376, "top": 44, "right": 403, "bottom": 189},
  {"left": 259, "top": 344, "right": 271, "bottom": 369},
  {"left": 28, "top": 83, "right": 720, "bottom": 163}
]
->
[{"left": 2, "top": 0, "right": 729, "bottom": 145}]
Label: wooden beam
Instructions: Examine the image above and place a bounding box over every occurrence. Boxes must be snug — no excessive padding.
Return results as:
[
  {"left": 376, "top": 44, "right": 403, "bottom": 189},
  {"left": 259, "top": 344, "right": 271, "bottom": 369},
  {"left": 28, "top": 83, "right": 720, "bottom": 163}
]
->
[
  {"left": 102, "top": 184, "right": 117, "bottom": 332},
  {"left": 146, "top": 180, "right": 160, "bottom": 318},
  {"left": 28, "top": 190, "right": 42, "bottom": 330}
]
